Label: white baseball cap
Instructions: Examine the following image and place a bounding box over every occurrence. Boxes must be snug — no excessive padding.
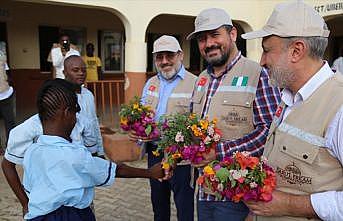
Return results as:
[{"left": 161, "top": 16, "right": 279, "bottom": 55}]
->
[
  {"left": 152, "top": 35, "right": 182, "bottom": 53},
  {"left": 242, "top": 0, "right": 330, "bottom": 39},
  {"left": 186, "top": 8, "right": 233, "bottom": 40}
]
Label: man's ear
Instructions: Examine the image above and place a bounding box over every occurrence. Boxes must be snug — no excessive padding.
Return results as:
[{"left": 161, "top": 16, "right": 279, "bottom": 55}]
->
[
  {"left": 289, "top": 40, "right": 306, "bottom": 63},
  {"left": 229, "top": 26, "right": 238, "bottom": 43}
]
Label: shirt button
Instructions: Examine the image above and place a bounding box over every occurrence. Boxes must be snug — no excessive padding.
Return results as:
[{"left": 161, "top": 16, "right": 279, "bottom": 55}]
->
[
  {"left": 303, "top": 154, "right": 308, "bottom": 159},
  {"left": 245, "top": 101, "right": 250, "bottom": 106},
  {"left": 223, "top": 100, "right": 227, "bottom": 103},
  {"left": 282, "top": 146, "right": 286, "bottom": 150}
]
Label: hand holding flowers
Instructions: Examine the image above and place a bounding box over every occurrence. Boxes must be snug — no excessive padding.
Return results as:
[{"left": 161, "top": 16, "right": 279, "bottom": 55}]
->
[
  {"left": 155, "top": 113, "right": 222, "bottom": 169},
  {"left": 119, "top": 96, "right": 159, "bottom": 140},
  {"left": 197, "top": 151, "right": 276, "bottom": 202}
]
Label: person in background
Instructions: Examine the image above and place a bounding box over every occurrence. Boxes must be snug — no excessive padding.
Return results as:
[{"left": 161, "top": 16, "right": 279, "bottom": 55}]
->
[
  {"left": 332, "top": 49, "right": 343, "bottom": 73},
  {"left": 130, "top": 35, "right": 197, "bottom": 221},
  {"left": 0, "top": 42, "right": 16, "bottom": 155},
  {"left": 47, "top": 33, "right": 80, "bottom": 79},
  {"left": 83, "top": 43, "right": 103, "bottom": 81},
  {"left": 2, "top": 56, "right": 104, "bottom": 216}
]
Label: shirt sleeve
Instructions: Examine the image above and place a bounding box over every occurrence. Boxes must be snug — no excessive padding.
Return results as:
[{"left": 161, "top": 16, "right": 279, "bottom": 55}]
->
[
  {"left": 5, "top": 114, "right": 43, "bottom": 165},
  {"left": 83, "top": 89, "right": 104, "bottom": 155},
  {"left": 51, "top": 48, "right": 63, "bottom": 67},
  {"left": 310, "top": 105, "right": 343, "bottom": 221},
  {"left": 96, "top": 57, "right": 102, "bottom": 67},
  {"left": 81, "top": 151, "right": 116, "bottom": 187},
  {"left": 216, "top": 68, "right": 281, "bottom": 159}
]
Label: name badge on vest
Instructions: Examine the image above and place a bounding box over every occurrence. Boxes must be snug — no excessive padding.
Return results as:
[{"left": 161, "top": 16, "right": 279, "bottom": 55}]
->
[
  {"left": 197, "top": 77, "right": 207, "bottom": 91},
  {"left": 231, "top": 76, "right": 248, "bottom": 86},
  {"left": 147, "top": 85, "right": 157, "bottom": 96}
]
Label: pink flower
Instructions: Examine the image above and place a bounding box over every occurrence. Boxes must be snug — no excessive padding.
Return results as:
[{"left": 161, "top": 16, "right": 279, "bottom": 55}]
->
[{"left": 175, "top": 132, "right": 184, "bottom": 143}]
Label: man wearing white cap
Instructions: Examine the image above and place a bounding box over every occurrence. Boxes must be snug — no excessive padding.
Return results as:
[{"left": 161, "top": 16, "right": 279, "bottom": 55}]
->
[
  {"left": 187, "top": 8, "right": 280, "bottom": 221},
  {"left": 242, "top": 1, "right": 343, "bottom": 221},
  {"left": 131, "top": 35, "right": 197, "bottom": 221}
]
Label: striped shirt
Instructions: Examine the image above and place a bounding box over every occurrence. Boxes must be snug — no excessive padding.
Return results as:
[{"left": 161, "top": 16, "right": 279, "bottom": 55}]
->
[{"left": 197, "top": 52, "right": 281, "bottom": 201}]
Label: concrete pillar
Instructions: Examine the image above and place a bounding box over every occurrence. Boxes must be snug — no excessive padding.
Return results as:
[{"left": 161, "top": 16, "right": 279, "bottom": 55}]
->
[{"left": 124, "top": 40, "right": 147, "bottom": 103}]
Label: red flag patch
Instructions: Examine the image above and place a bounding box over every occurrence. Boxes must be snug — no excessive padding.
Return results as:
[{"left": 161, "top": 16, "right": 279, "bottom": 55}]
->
[
  {"left": 275, "top": 106, "right": 283, "bottom": 118},
  {"left": 149, "top": 85, "right": 156, "bottom": 91},
  {"left": 198, "top": 77, "right": 207, "bottom": 86}
]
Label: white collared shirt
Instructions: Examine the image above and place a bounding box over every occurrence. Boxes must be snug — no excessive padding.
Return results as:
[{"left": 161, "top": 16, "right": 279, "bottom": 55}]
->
[
  {"left": 281, "top": 62, "right": 343, "bottom": 221},
  {"left": 51, "top": 47, "right": 80, "bottom": 79}
]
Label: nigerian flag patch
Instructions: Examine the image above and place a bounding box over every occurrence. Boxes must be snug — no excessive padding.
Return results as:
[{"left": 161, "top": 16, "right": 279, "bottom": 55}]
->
[{"left": 231, "top": 76, "right": 248, "bottom": 86}]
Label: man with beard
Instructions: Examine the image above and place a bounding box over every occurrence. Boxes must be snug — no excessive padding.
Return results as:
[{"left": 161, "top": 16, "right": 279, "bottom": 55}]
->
[
  {"left": 2, "top": 55, "right": 104, "bottom": 216},
  {"left": 186, "top": 8, "right": 280, "bottom": 221},
  {"left": 241, "top": 1, "right": 343, "bottom": 221},
  {"left": 130, "top": 35, "right": 197, "bottom": 221}
]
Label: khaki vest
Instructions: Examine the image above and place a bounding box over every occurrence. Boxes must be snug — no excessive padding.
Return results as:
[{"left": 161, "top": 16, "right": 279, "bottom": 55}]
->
[
  {"left": 192, "top": 57, "right": 261, "bottom": 140},
  {"left": 259, "top": 74, "right": 343, "bottom": 221},
  {"left": 144, "top": 71, "right": 196, "bottom": 115},
  {"left": 0, "top": 60, "right": 10, "bottom": 93}
]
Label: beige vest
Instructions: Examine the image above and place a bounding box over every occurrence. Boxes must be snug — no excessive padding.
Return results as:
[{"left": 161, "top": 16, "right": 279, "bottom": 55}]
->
[
  {"left": 144, "top": 71, "right": 197, "bottom": 115},
  {"left": 0, "top": 60, "right": 10, "bottom": 93},
  {"left": 192, "top": 57, "right": 261, "bottom": 140},
  {"left": 259, "top": 74, "right": 343, "bottom": 221}
]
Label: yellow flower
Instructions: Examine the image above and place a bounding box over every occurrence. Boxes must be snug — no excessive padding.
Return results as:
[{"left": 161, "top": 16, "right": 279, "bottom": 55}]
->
[
  {"left": 152, "top": 150, "right": 160, "bottom": 157},
  {"left": 172, "top": 153, "right": 181, "bottom": 159},
  {"left": 133, "top": 103, "right": 139, "bottom": 110},
  {"left": 120, "top": 117, "right": 128, "bottom": 125},
  {"left": 191, "top": 125, "right": 202, "bottom": 137},
  {"left": 212, "top": 118, "right": 218, "bottom": 125},
  {"left": 189, "top": 113, "right": 197, "bottom": 119},
  {"left": 200, "top": 119, "right": 209, "bottom": 130},
  {"left": 203, "top": 165, "right": 215, "bottom": 175},
  {"left": 162, "top": 162, "right": 170, "bottom": 170}
]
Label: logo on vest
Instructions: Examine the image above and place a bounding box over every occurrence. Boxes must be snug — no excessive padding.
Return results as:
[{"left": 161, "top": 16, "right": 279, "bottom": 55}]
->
[
  {"left": 197, "top": 77, "right": 207, "bottom": 91},
  {"left": 221, "top": 111, "right": 248, "bottom": 125},
  {"left": 276, "top": 163, "right": 312, "bottom": 185},
  {"left": 149, "top": 85, "right": 156, "bottom": 91},
  {"left": 275, "top": 106, "right": 283, "bottom": 118}
]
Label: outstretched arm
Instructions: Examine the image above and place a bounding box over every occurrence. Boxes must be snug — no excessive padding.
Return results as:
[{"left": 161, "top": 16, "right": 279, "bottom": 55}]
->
[{"left": 116, "top": 162, "right": 164, "bottom": 179}]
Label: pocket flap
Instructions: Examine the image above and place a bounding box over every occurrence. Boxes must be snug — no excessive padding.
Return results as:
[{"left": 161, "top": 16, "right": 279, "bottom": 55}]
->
[
  {"left": 221, "top": 94, "right": 253, "bottom": 108},
  {"left": 279, "top": 143, "right": 319, "bottom": 165}
]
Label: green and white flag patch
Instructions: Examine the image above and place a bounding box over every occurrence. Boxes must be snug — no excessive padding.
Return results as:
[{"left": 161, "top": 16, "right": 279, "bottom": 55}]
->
[{"left": 231, "top": 76, "right": 248, "bottom": 86}]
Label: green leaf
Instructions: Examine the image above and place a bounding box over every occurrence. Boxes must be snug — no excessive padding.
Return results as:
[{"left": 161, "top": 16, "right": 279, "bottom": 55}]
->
[
  {"left": 216, "top": 168, "right": 230, "bottom": 183},
  {"left": 145, "top": 125, "right": 152, "bottom": 136}
]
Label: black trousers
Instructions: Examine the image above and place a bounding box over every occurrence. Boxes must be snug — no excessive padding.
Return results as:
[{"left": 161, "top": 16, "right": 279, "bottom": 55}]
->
[
  {"left": 147, "top": 142, "right": 195, "bottom": 221},
  {"left": 0, "top": 92, "right": 16, "bottom": 142}
]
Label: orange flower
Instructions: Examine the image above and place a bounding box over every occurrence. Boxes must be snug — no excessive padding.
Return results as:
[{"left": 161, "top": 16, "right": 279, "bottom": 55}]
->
[
  {"left": 172, "top": 153, "right": 181, "bottom": 159},
  {"left": 232, "top": 192, "right": 244, "bottom": 203},
  {"left": 197, "top": 176, "right": 205, "bottom": 185},
  {"left": 235, "top": 152, "right": 259, "bottom": 170},
  {"left": 203, "top": 165, "right": 215, "bottom": 175}
]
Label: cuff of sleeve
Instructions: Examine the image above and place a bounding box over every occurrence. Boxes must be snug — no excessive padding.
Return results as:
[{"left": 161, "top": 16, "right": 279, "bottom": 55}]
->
[
  {"left": 310, "top": 191, "right": 335, "bottom": 221},
  {"left": 216, "top": 142, "right": 225, "bottom": 161},
  {"left": 4, "top": 151, "right": 24, "bottom": 165}
]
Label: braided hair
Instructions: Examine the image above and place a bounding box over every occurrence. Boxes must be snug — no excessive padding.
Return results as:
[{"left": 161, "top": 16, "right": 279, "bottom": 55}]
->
[{"left": 37, "top": 79, "right": 80, "bottom": 122}]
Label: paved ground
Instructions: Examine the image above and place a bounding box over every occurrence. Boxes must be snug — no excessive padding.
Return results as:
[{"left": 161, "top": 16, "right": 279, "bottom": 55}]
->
[{"left": 0, "top": 156, "right": 194, "bottom": 221}]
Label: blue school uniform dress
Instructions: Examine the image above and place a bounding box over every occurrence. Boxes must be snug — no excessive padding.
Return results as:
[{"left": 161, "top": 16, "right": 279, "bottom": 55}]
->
[{"left": 23, "top": 135, "right": 116, "bottom": 221}]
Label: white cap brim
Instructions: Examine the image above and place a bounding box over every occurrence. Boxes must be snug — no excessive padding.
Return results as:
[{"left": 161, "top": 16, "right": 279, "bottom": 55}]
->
[{"left": 241, "top": 29, "right": 272, "bottom": 40}]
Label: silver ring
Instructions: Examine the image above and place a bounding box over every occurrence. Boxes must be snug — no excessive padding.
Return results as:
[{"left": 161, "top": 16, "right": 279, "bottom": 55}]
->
[{"left": 137, "top": 139, "right": 143, "bottom": 145}]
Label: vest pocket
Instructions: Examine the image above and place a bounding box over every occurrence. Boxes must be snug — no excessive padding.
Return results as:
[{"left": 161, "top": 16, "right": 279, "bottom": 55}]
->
[{"left": 278, "top": 140, "right": 319, "bottom": 165}]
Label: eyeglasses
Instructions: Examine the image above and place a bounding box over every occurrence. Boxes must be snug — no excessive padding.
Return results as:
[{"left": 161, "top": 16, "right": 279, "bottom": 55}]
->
[{"left": 154, "top": 52, "right": 178, "bottom": 61}]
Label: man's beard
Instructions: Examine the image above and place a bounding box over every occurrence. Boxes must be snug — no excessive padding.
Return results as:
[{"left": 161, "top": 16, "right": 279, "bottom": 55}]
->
[
  {"left": 204, "top": 45, "right": 230, "bottom": 67},
  {"left": 268, "top": 65, "right": 296, "bottom": 89},
  {"left": 158, "top": 62, "right": 181, "bottom": 80}
]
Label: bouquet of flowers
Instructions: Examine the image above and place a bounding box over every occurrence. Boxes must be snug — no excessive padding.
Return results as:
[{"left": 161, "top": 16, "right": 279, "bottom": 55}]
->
[
  {"left": 197, "top": 152, "right": 276, "bottom": 202},
  {"left": 183, "top": 115, "right": 222, "bottom": 163},
  {"left": 155, "top": 113, "right": 222, "bottom": 169},
  {"left": 119, "top": 96, "right": 159, "bottom": 139}
]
